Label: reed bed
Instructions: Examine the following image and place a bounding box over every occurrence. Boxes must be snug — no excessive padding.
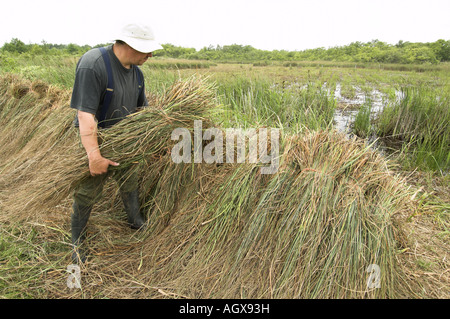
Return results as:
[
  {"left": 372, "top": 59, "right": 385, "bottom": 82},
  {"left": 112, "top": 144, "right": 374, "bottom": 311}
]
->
[
  {"left": 376, "top": 86, "right": 450, "bottom": 172},
  {"left": 0, "top": 74, "right": 422, "bottom": 298},
  {"left": 143, "top": 59, "right": 216, "bottom": 70},
  {"left": 216, "top": 76, "right": 336, "bottom": 131}
]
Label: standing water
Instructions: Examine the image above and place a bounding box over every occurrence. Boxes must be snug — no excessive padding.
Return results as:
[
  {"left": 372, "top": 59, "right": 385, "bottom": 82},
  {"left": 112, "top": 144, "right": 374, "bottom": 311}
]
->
[{"left": 332, "top": 83, "right": 386, "bottom": 134}]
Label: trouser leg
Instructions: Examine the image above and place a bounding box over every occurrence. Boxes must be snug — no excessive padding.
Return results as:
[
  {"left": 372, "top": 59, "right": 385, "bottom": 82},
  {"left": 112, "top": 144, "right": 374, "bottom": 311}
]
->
[
  {"left": 71, "top": 174, "right": 107, "bottom": 263},
  {"left": 71, "top": 201, "right": 92, "bottom": 264},
  {"left": 114, "top": 167, "right": 146, "bottom": 229},
  {"left": 120, "top": 189, "right": 146, "bottom": 229}
]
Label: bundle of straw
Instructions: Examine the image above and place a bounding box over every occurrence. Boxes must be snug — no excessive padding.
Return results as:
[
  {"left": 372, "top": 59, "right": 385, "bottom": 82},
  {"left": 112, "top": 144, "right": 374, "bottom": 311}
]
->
[
  {"left": 3, "top": 75, "right": 217, "bottom": 217},
  {"left": 132, "top": 130, "right": 414, "bottom": 298}
]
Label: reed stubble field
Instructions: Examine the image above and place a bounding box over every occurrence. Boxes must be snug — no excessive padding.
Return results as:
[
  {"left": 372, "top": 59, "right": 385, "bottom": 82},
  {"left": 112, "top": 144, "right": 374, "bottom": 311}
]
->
[{"left": 0, "top": 56, "right": 448, "bottom": 299}]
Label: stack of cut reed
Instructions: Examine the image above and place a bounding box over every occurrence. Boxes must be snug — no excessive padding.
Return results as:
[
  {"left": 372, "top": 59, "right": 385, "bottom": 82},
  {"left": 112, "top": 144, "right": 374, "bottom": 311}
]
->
[
  {"left": 145, "top": 129, "right": 414, "bottom": 298},
  {"left": 5, "top": 75, "right": 217, "bottom": 216}
]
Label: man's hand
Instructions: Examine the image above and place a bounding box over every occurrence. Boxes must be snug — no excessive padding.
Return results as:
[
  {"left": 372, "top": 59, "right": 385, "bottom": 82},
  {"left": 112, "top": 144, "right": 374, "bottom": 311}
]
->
[
  {"left": 88, "top": 154, "right": 120, "bottom": 176},
  {"left": 78, "top": 110, "right": 120, "bottom": 176}
]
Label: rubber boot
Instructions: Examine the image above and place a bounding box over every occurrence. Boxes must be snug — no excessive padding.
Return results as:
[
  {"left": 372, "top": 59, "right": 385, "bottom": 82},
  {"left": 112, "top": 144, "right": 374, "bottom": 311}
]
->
[
  {"left": 120, "top": 189, "right": 146, "bottom": 230},
  {"left": 71, "top": 201, "right": 92, "bottom": 264}
]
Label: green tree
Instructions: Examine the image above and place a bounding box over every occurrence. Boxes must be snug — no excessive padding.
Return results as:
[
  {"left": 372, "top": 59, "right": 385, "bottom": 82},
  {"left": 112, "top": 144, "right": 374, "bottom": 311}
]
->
[
  {"left": 429, "top": 39, "right": 450, "bottom": 61},
  {"left": 404, "top": 46, "right": 438, "bottom": 64},
  {"left": 66, "top": 43, "right": 80, "bottom": 54},
  {"left": 1, "top": 38, "right": 28, "bottom": 54}
]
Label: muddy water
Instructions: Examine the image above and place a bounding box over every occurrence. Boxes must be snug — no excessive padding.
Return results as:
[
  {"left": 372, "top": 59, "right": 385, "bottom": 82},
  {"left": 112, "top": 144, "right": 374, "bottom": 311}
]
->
[{"left": 332, "top": 83, "right": 386, "bottom": 134}]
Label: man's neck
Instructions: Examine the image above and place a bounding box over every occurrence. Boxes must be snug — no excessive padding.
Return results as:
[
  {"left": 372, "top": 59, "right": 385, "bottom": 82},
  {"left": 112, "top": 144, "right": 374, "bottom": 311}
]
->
[{"left": 112, "top": 43, "right": 132, "bottom": 69}]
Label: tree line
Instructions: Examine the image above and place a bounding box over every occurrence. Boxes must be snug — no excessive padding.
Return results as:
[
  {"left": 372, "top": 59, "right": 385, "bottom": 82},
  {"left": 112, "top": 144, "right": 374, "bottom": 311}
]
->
[{"left": 1, "top": 38, "right": 449, "bottom": 64}]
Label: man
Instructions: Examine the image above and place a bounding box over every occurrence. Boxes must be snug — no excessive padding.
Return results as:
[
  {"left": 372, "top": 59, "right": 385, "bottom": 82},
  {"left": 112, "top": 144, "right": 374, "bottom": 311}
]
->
[{"left": 69, "top": 23, "right": 163, "bottom": 264}]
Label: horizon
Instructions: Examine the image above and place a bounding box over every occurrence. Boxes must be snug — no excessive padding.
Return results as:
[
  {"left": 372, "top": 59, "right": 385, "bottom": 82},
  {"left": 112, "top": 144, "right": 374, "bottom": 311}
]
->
[{"left": 2, "top": 38, "right": 448, "bottom": 54}]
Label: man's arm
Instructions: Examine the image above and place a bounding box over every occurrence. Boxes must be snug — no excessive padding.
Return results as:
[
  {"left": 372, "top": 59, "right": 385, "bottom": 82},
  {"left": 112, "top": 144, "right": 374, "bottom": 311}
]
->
[{"left": 78, "top": 110, "right": 119, "bottom": 176}]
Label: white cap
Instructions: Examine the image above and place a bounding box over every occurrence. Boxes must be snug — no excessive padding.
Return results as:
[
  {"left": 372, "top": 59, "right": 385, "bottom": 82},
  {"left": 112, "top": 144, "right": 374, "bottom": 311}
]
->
[{"left": 114, "top": 23, "right": 163, "bottom": 53}]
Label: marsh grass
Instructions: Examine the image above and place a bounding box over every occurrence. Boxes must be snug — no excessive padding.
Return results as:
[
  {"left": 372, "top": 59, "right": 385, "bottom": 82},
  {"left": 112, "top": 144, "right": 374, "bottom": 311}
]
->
[
  {"left": 144, "top": 59, "right": 216, "bottom": 70},
  {"left": 376, "top": 86, "right": 450, "bottom": 172},
  {"left": 216, "top": 75, "right": 336, "bottom": 132},
  {"left": 353, "top": 95, "right": 373, "bottom": 138}
]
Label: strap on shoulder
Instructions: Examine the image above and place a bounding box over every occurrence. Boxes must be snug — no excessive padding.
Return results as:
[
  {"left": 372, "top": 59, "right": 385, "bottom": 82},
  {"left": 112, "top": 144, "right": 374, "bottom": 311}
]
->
[
  {"left": 98, "top": 47, "right": 114, "bottom": 128},
  {"left": 135, "top": 65, "right": 144, "bottom": 98}
]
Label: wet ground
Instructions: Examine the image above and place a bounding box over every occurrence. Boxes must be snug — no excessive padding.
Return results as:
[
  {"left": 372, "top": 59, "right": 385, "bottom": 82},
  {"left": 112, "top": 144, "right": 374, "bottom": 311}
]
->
[{"left": 332, "top": 83, "right": 386, "bottom": 134}]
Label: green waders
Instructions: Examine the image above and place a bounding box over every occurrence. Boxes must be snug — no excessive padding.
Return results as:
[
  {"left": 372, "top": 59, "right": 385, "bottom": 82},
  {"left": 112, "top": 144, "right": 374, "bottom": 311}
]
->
[{"left": 71, "top": 134, "right": 146, "bottom": 264}]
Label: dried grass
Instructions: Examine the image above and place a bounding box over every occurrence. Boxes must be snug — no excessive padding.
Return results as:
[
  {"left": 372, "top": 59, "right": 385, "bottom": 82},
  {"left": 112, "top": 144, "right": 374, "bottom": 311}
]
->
[{"left": 0, "top": 74, "right": 444, "bottom": 299}]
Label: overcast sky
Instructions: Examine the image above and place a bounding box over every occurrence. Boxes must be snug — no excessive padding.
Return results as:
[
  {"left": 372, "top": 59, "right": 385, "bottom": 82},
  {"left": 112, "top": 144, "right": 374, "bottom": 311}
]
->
[{"left": 1, "top": 0, "right": 449, "bottom": 51}]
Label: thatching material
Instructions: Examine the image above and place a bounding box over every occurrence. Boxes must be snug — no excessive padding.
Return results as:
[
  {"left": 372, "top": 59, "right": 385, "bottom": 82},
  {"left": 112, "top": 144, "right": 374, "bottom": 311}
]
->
[
  {"left": 134, "top": 131, "right": 414, "bottom": 298},
  {"left": 0, "top": 74, "right": 419, "bottom": 298},
  {"left": 0, "top": 75, "right": 217, "bottom": 217}
]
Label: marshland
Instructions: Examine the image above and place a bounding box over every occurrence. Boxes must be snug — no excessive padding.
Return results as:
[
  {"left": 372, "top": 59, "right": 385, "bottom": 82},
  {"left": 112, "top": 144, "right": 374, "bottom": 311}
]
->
[{"left": 0, "top": 40, "right": 449, "bottom": 299}]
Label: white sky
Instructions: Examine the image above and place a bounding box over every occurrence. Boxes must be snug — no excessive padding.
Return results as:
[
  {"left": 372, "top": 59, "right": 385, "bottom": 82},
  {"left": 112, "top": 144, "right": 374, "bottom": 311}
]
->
[{"left": 1, "top": 0, "right": 449, "bottom": 51}]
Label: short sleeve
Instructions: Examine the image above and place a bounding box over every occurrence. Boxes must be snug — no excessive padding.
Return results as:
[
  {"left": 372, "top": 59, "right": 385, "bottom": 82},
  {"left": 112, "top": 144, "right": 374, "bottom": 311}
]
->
[{"left": 70, "top": 67, "right": 104, "bottom": 115}]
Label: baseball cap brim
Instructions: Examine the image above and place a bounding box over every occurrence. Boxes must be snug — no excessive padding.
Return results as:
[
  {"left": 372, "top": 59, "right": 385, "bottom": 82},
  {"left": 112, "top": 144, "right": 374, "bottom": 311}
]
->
[{"left": 115, "top": 36, "right": 163, "bottom": 53}]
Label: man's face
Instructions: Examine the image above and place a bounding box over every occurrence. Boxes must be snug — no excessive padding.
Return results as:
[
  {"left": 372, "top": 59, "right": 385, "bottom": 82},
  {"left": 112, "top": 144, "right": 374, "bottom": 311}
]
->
[{"left": 129, "top": 47, "right": 153, "bottom": 66}]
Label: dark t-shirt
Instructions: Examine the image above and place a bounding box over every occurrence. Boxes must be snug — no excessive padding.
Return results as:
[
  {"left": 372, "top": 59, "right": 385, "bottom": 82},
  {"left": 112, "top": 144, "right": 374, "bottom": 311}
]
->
[{"left": 70, "top": 44, "right": 148, "bottom": 128}]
